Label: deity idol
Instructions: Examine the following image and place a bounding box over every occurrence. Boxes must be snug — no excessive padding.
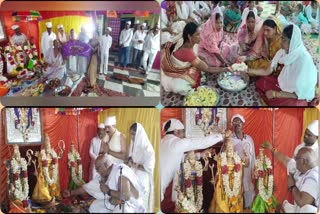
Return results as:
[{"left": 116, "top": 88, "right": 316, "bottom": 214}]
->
[{"left": 67, "top": 143, "right": 85, "bottom": 190}]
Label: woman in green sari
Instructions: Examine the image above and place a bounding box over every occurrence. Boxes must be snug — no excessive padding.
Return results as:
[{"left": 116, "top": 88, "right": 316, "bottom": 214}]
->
[{"left": 224, "top": 1, "right": 242, "bottom": 32}]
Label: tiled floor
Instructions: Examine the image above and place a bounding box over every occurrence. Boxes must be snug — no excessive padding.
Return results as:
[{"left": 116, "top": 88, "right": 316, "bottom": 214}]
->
[{"left": 97, "top": 52, "right": 160, "bottom": 97}]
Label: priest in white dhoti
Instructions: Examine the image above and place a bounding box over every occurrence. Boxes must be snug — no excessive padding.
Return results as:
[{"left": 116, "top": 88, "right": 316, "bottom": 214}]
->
[
  {"left": 100, "top": 27, "right": 113, "bottom": 75},
  {"left": 43, "top": 39, "right": 66, "bottom": 80},
  {"left": 283, "top": 147, "right": 319, "bottom": 213},
  {"left": 132, "top": 23, "right": 147, "bottom": 69},
  {"left": 231, "top": 114, "right": 256, "bottom": 209},
  {"left": 41, "top": 22, "right": 56, "bottom": 59},
  {"left": 160, "top": 118, "right": 231, "bottom": 203},
  {"left": 10, "top": 25, "right": 27, "bottom": 46},
  {"left": 118, "top": 21, "right": 133, "bottom": 68},
  {"left": 141, "top": 24, "right": 160, "bottom": 75},
  {"left": 89, "top": 123, "right": 107, "bottom": 180},
  {"left": 262, "top": 120, "right": 319, "bottom": 176},
  {"left": 57, "top": 25, "right": 68, "bottom": 44},
  {"left": 102, "top": 116, "right": 127, "bottom": 164},
  {"left": 62, "top": 155, "right": 146, "bottom": 213},
  {"left": 128, "top": 122, "right": 155, "bottom": 212},
  {"left": 77, "top": 25, "right": 90, "bottom": 75}
]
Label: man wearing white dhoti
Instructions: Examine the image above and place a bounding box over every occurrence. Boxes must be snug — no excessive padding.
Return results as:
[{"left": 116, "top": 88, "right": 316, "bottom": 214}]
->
[
  {"left": 101, "top": 116, "right": 127, "bottom": 164},
  {"left": 283, "top": 147, "right": 319, "bottom": 213},
  {"left": 10, "top": 25, "right": 27, "bottom": 46},
  {"left": 263, "top": 120, "right": 319, "bottom": 176},
  {"left": 89, "top": 123, "right": 107, "bottom": 180},
  {"left": 62, "top": 155, "right": 146, "bottom": 213},
  {"left": 77, "top": 26, "right": 90, "bottom": 75},
  {"left": 57, "top": 24, "right": 68, "bottom": 44},
  {"left": 129, "top": 20, "right": 140, "bottom": 67},
  {"left": 231, "top": 114, "right": 256, "bottom": 209},
  {"left": 127, "top": 122, "right": 155, "bottom": 212},
  {"left": 132, "top": 23, "right": 147, "bottom": 69},
  {"left": 160, "top": 118, "right": 231, "bottom": 203},
  {"left": 41, "top": 22, "right": 56, "bottom": 59},
  {"left": 118, "top": 21, "right": 133, "bottom": 68},
  {"left": 43, "top": 39, "right": 66, "bottom": 80},
  {"left": 141, "top": 24, "right": 160, "bottom": 75},
  {"left": 100, "top": 27, "right": 113, "bottom": 75}
]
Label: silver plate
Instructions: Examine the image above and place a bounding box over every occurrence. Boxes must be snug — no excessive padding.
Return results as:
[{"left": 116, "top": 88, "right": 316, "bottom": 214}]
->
[
  {"left": 217, "top": 71, "right": 249, "bottom": 92},
  {"left": 184, "top": 86, "right": 220, "bottom": 106}
]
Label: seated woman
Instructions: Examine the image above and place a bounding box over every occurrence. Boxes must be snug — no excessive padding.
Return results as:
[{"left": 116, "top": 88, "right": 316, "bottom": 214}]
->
[
  {"left": 305, "top": 1, "right": 319, "bottom": 33},
  {"left": 256, "top": 24, "right": 317, "bottom": 106},
  {"left": 198, "top": 12, "right": 238, "bottom": 68},
  {"left": 161, "top": 22, "right": 229, "bottom": 96},
  {"left": 237, "top": 11, "right": 263, "bottom": 55},
  {"left": 238, "top": 16, "right": 282, "bottom": 76},
  {"left": 224, "top": 1, "right": 242, "bottom": 33},
  {"left": 43, "top": 39, "right": 66, "bottom": 80},
  {"left": 290, "top": 3, "right": 312, "bottom": 34}
]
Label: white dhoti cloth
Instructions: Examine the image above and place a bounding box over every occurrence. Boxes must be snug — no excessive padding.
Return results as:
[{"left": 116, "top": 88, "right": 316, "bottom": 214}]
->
[
  {"left": 161, "top": 70, "right": 192, "bottom": 96},
  {"left": 44, "top": 47, "right": 66, "bottom": 80},
  {"left": 283, "top": 200, "right": 318, "bottom": 213},
  {"left": 100, "top": 35, "right": 112, "bottom": 74}
]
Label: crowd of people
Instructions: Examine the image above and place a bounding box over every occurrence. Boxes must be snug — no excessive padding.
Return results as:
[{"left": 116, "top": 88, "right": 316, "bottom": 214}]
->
[{"left": 160, "top": 1, "right": 319, "bottom": 106}]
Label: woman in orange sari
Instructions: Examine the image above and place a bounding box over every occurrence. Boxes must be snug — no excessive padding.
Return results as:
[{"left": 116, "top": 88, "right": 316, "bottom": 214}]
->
[
  {"left": 238, "top": 16, "right": 282, "bottom": 76},
  {"left": 161, "top": 22, "right": 229, "bottom": 96}
]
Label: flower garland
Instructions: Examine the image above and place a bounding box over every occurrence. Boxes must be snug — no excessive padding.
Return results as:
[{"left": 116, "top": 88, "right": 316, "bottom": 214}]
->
[
  {"left": 11, "top": 157, "right": 29, "bottom": 205},
  {"left": 41, "top": 149, "right": 58, "bottom": 186},
  {"left": 255, "top": 155, "right": 274, "bottom": 203},
  {"left": 4, "top": 46, "right": 17, "bottom": 74},
  {"left": 220, "top": 152, "right": 242, "bottom": 198},
  {"left": 67, "top": 151, "right": 83, "bottom": 186},
  {"left": 183, "top": 160, "right": 203, "bottom": 212}
]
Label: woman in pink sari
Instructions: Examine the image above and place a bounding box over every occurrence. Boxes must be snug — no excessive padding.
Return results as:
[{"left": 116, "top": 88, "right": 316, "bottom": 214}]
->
[
  {"left": 237, "top": 10, "right": 263, "bottom": 55},
  {"left": 198, "top": 12, "right": 238, "bottom": 67}
]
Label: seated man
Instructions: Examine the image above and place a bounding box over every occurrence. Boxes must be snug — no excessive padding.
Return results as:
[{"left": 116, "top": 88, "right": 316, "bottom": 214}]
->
[
  {"left": 283, "top": 147, "right": 319, "bottom": 213},
  {"left": 62, "top": 155, "right": 146, "bottom": 213},
  {"left": 43, "top": 39, "right": 66, "bottom": 80}
]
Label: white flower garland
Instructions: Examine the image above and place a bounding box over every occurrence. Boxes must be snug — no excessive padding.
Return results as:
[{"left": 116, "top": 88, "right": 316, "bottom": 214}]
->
[
  {"left": 220, "top": 152, "right": 242, "bottom": 198},
  {"left": 67, "top": 151, "right": 83, "bottom": 186},
  {"left": 255, "top": 155, "right": 273, "bottom": 203},
  {"left": 41, "top": 149, "right": 58, "bottom": 186},
  {"left": 11, "top": 157, "right": 29, "bottom": 201}
]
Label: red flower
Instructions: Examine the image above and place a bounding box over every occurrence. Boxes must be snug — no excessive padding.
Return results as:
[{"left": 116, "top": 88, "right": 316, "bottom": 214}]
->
[
  {"left": 196, "top": 176, "right": 203, "bottom": 185},
  {"left": 10, "top": 61, "right": 15, "bottom": 65},
  {"left": 221, "top": 165, "right": 228, "bottom": 174},
  {"left": 13, "top": 173, "right": 19, "bottom": 180},
  {"left": 52, "top": 158, "right": 57, "bottom": 165},
  {"left": 22, "top": 200, "right": 28, "bottom": 208},
  {"left": 22, "top": 170, "right": 28, "bottom": 178},
  {"left": 8, "top": 56, "right": 12, "bottom": 61},
  {"left": 42, "top": 160, "right": 48, "bottom": 167},
  {"left": 234, "top": 164, "right": 241, "bottom": 172},
  {"left": 258, "top": 170, "right": 264, "bottom": 178},
  {"left": 185, "top": 179, "right": 192, "bottom": 188},
  {"left": 70, "top": 161, "right": 76, "bottom": 167},
  {"left": 77, "top": 159, "right": 82, "bottom": 165},
  {"left": 61, "top": 198, "right": 72, "bottom": 205},
  {"left": 267, "top": 168, "right": 272, "bottom": 175}
]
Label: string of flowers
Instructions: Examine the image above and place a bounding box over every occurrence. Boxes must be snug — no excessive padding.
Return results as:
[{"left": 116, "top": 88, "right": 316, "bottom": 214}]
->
[
  {"left": 255, "top": 155, "right": 274, "bottom": 203},
  {"left": 11, "top": 157, "right": 29, "bottom": 207},
  {"left": 41, "top": 148, "right": 58, "bottom": 185},
  {"left": 67, "top": 150, "right": 84, "bottom": 186}
]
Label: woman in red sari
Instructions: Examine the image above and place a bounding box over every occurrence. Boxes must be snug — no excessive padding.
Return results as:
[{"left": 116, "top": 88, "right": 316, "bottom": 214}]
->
[{"left": 161, "top": 22, "right": 229, "bottom": 96}]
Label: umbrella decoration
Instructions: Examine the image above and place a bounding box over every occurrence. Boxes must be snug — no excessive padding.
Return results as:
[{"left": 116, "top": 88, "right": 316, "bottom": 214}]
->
[{"left": 12, "top": 11, "right": 42, "bottom": 22}]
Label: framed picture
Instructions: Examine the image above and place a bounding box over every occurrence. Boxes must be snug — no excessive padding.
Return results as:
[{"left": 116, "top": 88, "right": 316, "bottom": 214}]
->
[
  {"left": 183, "top": 108, "right": 228, "bottom": 138},
  {"left": 0, "top": 18, "right": 6, "bottom": 42},
  {"left": 4, "top": 108, "right": 43, "bottom": 145}
]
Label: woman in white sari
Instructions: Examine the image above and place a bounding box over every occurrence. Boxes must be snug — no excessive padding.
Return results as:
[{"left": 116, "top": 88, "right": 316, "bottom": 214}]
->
[
  {"left": 127, "top": 122, "right": 155, "bottom": 212},
  {"left": 43, "top": 39, "right": 66, "bottom": 80}
]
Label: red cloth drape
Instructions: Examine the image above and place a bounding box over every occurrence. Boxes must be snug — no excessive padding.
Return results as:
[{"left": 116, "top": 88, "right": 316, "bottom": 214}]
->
[{"left": 160, "top": 108, "right": 304, "bottom": 211}]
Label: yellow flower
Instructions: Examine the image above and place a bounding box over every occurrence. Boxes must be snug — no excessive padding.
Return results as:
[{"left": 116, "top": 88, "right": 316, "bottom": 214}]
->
[{"left": 267, "top": 198, "right": 273, "bottom": 206}]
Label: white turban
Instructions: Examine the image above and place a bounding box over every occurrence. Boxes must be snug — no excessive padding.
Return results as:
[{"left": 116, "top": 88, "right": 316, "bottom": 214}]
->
[
  {"left": 307, "top": 120, "right": 318, "bottom": 136},
  {"left": 11, "top": 25, "right": 19, "bottom": 30},
  {"left": 107, "top": 27, "right": 112, "bottom": 32},
  {"left": 231, "top": 114, "right": 245, "bottom": 123},
  {"left": 105, "top": 116, "right": 116, "bottom": 126},
  {"left": 161, "top": 32, "right": 171, "bottom": 45},
  {"left": 135, "top": 20, "right": 140, "bottom": 24},
  {"left": 126, "top": 21, "right": 131, "bottom": 25},
  {"left": 98, "top": 123, "right": 105, "bottom": 129},
  {"left": 57, "top": 24, "right": 63, "bottom": 29},
  {"left": 46, "top": 22, "right": 52, "bottom": 28},
  {"left": 142, "top": 23, "right": 146, "bottom": 27},
  {"left": 163, "top": 118, "right": 184, "bottom": 133}
]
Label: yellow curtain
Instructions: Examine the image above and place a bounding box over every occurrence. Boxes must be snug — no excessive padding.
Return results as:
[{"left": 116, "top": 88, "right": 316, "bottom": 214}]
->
[
  {"left": 302, "top": 108, "right": 319, "bottom": 141},
  {"left": 98, "top": 108, "right": 160, "bottom": 212},
  {"left": 38, "top": 16, "right": 92, "bottom": 53}
]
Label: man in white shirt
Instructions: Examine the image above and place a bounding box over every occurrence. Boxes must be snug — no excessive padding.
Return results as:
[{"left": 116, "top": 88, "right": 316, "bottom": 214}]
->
[
  {"left": 57, "top": 24, "right": 68, "bottom": 44},
  {"left": 132, "top": 23, "right": 147, "bottom": 69},
  {"left": 89, "top": 123, "right": 106, "bottom": 180},
  {"left": 41, "top": 22, "right": 56, "bottom": 59},
  {"left": 141, "top": 24, "right": 160, "bottom": 74},
  {"left": 10, "top": 25, "right": 27, "bottom": 46},
  {"left": 118, "top": 21, "right": 133, "bottom": 68},
  {"left": 262, "top": 120, "right": 319, "bottom": 176},
  {"left": 283, "top": 147, "right": 319, "bottom": 213},
  {"left": 160, "top": 118, "right": 231, "bottom": 204},
  {"left": 100, "top": 27, "right": 113, "bottom": 75},
  {"left": 129, "top": 20, "right": 140, "bottom": 67}
]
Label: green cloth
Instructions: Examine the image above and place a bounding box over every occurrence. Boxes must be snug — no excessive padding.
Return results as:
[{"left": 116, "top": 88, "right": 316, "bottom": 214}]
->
[
  {"left": 252, "top": 194, "right": 279, "bottom": 213},
  {"left": 27, "top": 59, "right": 34, "bottom": 70}
]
